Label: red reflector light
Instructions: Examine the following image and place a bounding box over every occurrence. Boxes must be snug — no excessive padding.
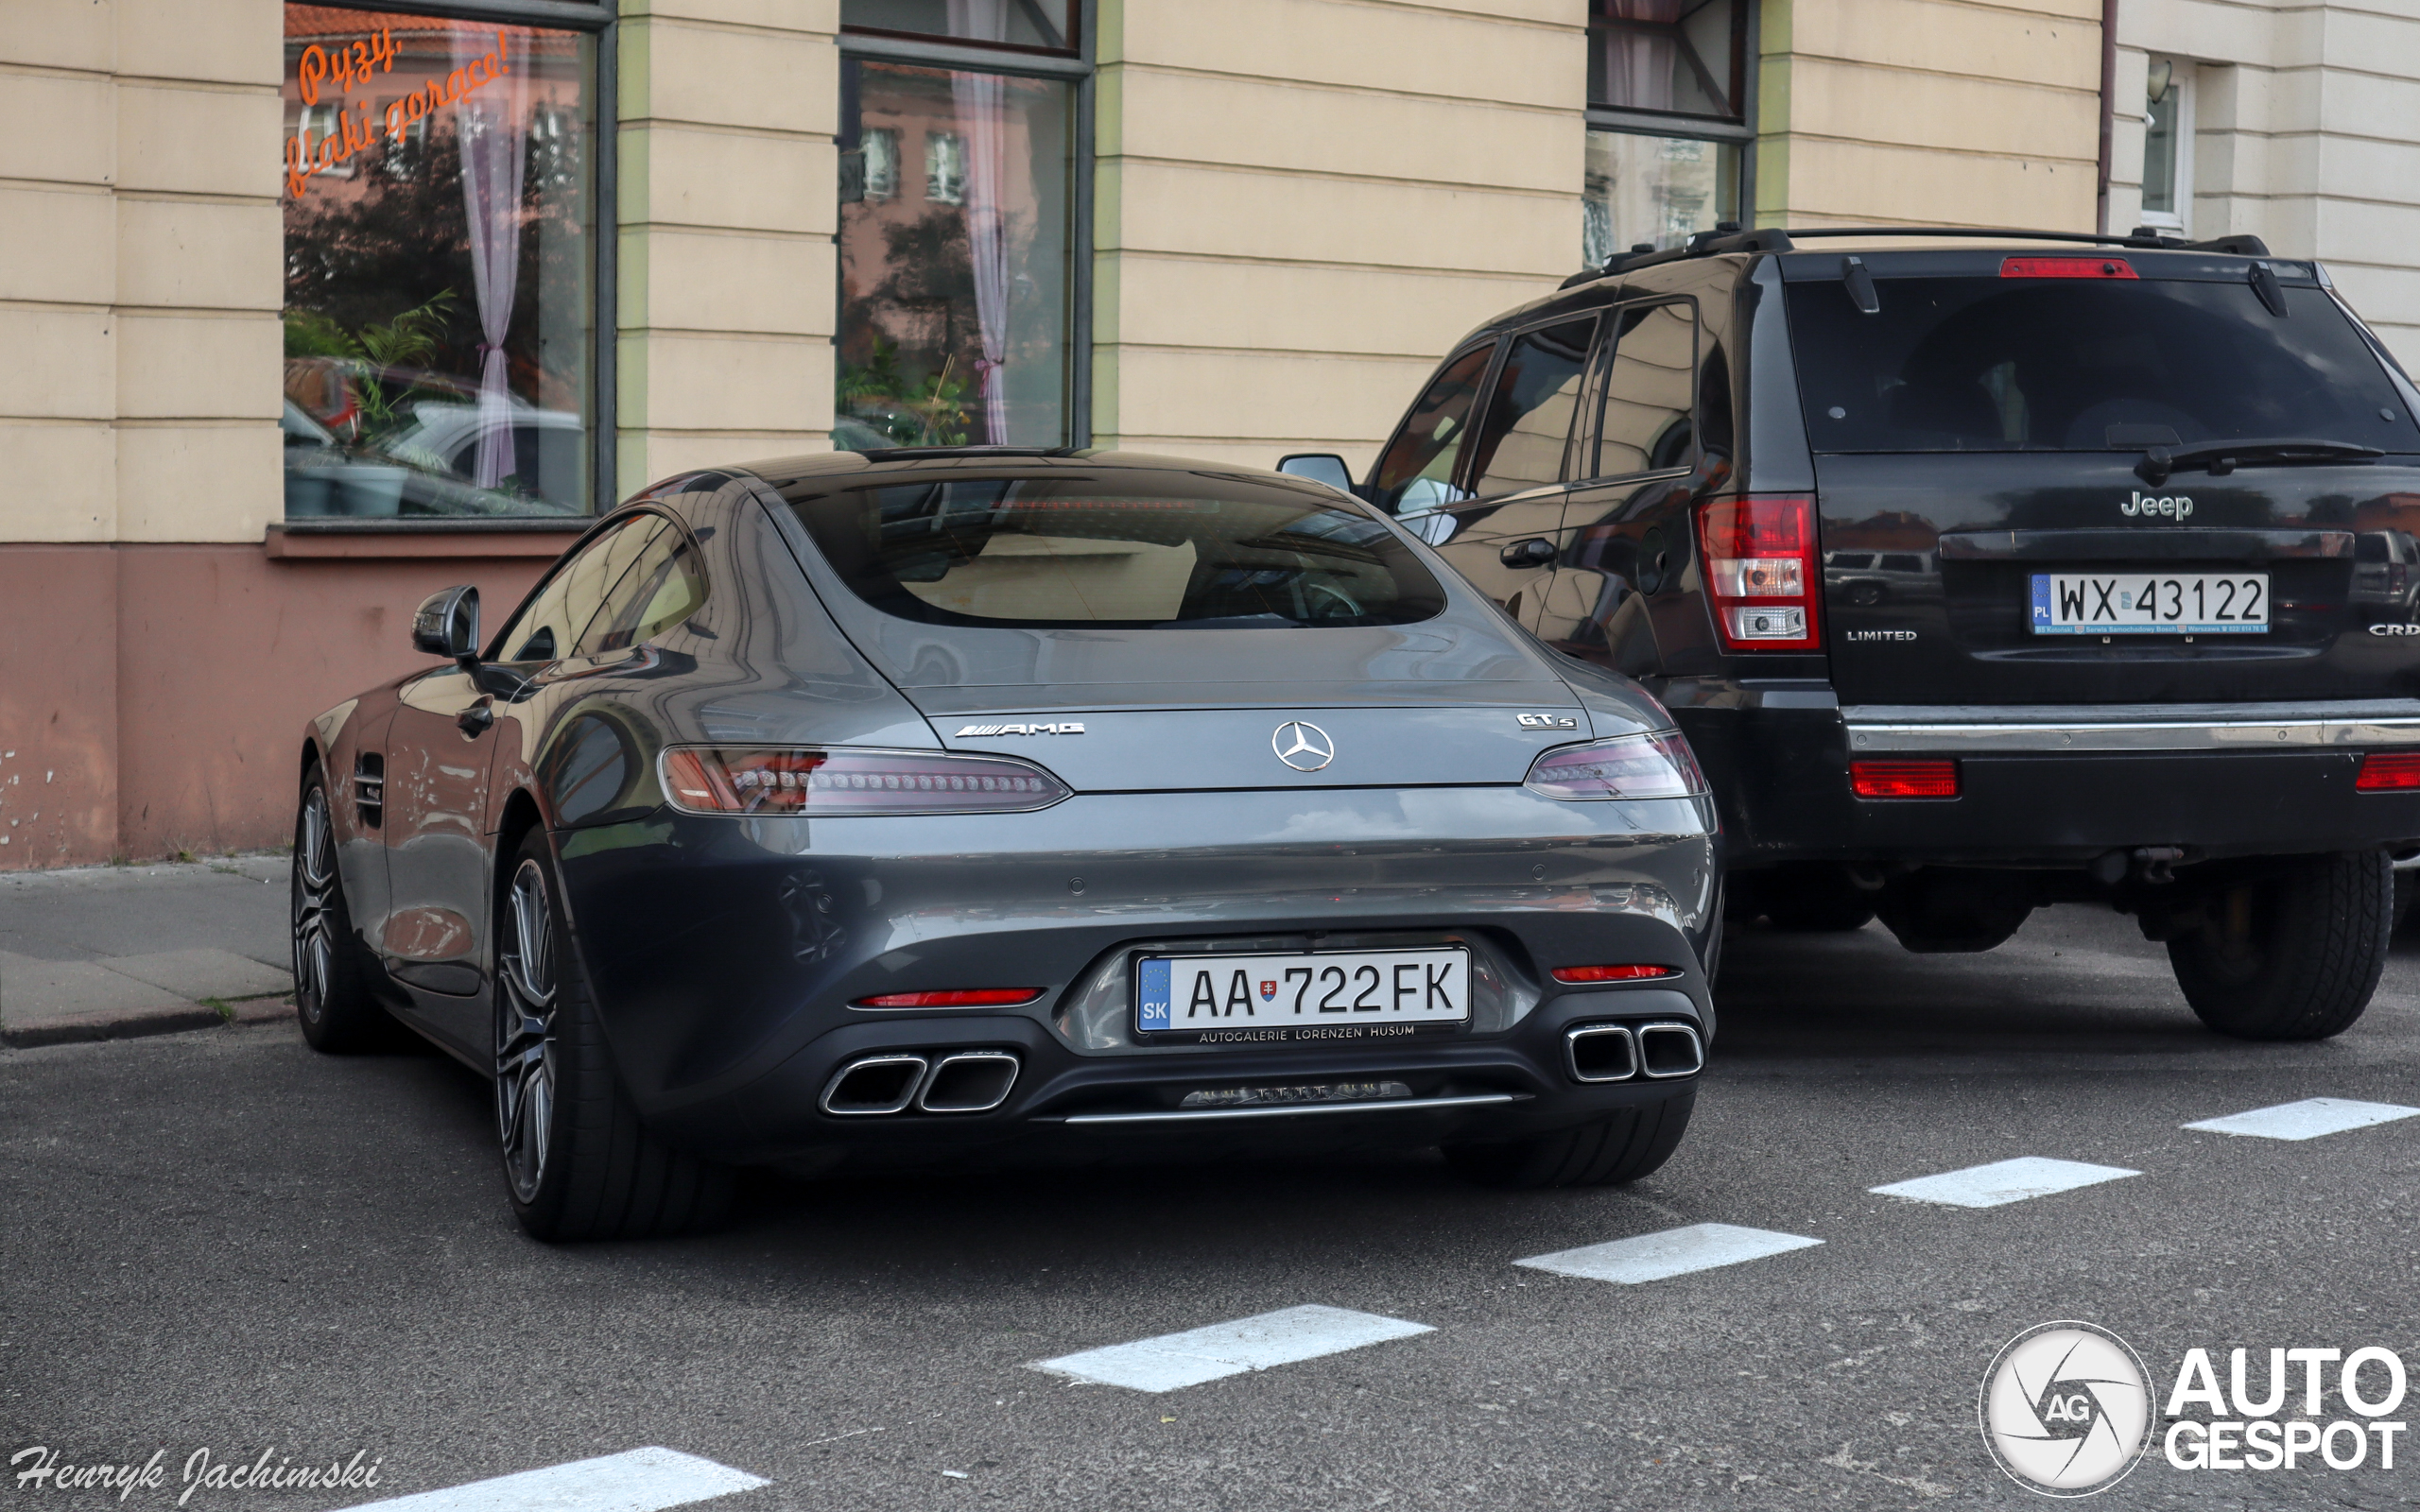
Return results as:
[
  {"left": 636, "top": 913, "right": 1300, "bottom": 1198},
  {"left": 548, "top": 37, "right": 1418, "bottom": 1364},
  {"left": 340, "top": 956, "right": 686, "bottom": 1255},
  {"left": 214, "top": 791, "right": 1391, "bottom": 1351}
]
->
[
  {"left": 1551, "top": 965, "right": 1684, "bottom": 984},
  {"left": 2000, "top": 256, "right": 2137, "bottom": 280},
  {"left": 852, "top": 988, "right": 1046, "bottom": 1008},
  {"left": 1696, "top": 494, "right": 1823, "bottom": 652},
  {"left": 1852, "top": 760, "right": 1960, "bottom": 799},
  {"left": 2357, "top": 752, "right": 2420, "bottom": 791},
  {"left": 660, "top": 746, "right": 1069, "bottom": 816}
]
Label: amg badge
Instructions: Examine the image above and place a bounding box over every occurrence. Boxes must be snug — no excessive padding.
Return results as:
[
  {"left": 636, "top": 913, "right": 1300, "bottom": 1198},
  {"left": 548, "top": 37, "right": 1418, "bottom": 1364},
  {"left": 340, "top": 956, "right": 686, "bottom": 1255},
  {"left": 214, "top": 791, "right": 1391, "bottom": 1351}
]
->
[{"left": 955, "top": 722, "right": 1086, "bottom": 736}]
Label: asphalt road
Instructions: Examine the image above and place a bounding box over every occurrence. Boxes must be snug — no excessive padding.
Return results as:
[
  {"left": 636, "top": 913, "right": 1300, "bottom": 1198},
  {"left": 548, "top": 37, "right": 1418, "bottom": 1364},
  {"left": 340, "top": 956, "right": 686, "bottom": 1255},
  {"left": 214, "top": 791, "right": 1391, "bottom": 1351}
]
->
[{"left": 5, "top": 904, "right": 2418, "bottom": 1511}]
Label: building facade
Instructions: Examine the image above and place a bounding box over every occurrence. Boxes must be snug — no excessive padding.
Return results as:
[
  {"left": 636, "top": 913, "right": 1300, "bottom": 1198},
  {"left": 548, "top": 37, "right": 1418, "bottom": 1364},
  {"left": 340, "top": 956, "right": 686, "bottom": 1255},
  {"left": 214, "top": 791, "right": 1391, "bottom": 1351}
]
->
[{"left": 0, "top": 0, "right": 2412, "bottom": 868}]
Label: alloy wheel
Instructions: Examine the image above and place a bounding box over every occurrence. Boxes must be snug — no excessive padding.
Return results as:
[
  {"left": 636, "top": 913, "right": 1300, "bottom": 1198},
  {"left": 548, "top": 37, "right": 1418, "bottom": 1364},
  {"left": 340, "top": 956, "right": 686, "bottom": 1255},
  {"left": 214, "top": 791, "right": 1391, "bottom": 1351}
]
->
[
  {"left": 495, "top": 858, "right": 560, "bottom": 1203},
  {"left": 291, "top": 787, "right": 337, "bottom": 1025}
]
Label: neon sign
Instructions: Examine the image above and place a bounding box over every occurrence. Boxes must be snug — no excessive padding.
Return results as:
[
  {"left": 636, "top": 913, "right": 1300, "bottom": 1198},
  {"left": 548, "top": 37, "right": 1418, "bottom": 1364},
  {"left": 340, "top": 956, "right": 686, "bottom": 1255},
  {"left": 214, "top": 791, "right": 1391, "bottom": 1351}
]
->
[{"left": 285, "top": 26, "right": 514, "bottom": 201}]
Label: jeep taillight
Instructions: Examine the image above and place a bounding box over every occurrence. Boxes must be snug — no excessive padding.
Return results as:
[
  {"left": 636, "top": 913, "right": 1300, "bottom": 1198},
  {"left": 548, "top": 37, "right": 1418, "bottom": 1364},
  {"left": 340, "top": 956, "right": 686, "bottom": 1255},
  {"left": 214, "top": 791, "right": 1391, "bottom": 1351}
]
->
[{"left": 1696, "top": 494, "right": 1823, "bottom": 653}]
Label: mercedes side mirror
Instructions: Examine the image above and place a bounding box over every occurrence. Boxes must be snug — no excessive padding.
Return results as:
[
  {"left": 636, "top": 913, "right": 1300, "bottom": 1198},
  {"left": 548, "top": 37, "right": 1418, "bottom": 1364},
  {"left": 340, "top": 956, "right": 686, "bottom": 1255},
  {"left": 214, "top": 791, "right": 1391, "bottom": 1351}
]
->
[
  {"left": 412, "top": 585, "right": 481, "bottom": 669},
  {"left": 1277, "top": 454, "right": 1356, "bottom": 494}
]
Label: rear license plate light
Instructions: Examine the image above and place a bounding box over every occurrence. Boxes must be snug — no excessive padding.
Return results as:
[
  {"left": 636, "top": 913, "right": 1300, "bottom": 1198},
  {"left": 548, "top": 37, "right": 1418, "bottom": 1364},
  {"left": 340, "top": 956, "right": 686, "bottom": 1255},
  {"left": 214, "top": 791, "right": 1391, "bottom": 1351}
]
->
[
  {"left": 1852, "top": 759, "right": 1960, "bottom": 799},
  {"left": 2357, "top": 752, "right": 2420, "bottom": 792}
]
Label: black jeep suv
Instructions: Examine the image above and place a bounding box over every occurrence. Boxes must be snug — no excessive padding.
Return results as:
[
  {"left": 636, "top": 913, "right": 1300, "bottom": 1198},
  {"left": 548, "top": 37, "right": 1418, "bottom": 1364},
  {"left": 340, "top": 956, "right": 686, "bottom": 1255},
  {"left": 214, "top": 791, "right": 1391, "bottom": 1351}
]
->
[{"left": 1284, "top": 225, "right": 2420, "bottom": 1041}]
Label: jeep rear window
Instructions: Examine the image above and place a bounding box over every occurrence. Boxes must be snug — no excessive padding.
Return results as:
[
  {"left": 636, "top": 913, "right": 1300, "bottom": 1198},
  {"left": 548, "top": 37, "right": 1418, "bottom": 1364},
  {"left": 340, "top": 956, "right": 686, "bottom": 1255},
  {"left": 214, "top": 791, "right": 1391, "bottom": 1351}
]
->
[
  {"left": 786, "top": 473, "right": 1447, "bottom": 628},
  {"left": 1785, "top": 277, "right": 2413, "bottom": 454}
]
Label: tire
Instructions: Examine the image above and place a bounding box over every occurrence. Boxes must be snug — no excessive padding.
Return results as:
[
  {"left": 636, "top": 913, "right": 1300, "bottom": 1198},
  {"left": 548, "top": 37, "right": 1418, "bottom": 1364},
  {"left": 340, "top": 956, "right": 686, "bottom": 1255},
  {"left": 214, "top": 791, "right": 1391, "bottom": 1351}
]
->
[
  {"left": 2168, "top": 851, "right": 2392, "bottom": 1041},
  {"left": 1443, "top": 1091, "right": 1695, "bottom": 1190},
  {"left": 493, "top": 833, "right": 732, "bottom": 1241},
  {"left": 292, "top": 766, "right": 392, "bottom": 1053}
]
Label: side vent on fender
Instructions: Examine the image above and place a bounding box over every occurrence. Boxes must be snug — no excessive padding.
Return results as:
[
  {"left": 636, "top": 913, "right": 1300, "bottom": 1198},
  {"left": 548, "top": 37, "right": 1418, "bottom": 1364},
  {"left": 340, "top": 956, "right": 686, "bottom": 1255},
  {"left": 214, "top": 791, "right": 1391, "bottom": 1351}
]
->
[{"left": 354, "top": 753, "right": 385, "bottom": 829}]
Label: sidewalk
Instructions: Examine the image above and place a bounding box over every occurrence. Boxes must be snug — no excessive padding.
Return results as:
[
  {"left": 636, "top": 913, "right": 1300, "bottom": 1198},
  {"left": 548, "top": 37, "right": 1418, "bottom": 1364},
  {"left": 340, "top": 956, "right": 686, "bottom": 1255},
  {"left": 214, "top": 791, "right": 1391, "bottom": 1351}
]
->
[{"left": 0, "top": 855, "right": 296, "bottom": 1047}]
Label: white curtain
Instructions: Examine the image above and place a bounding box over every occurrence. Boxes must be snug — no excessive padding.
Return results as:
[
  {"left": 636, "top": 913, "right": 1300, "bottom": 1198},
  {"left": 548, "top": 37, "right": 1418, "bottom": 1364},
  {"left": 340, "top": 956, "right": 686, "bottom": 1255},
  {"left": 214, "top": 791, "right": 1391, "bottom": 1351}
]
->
[
  {"left": 1602, "top": 0, "right": 1681, "bottom": 112},
  {"left": 948, "top": 0, "right": 1012, "bottom": 445},
  {"left": 455, "top": 26, "right": 529, "bottom": 490}
]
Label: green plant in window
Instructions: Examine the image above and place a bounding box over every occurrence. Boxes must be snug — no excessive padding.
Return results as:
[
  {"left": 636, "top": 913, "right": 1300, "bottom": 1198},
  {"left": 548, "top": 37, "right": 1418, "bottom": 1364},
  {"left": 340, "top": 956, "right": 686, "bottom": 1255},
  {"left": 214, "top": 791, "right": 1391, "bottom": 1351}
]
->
[
  {"left": 282, "top": 290, "right": 458, "bottom": 443},
  {"left": 902, "top": 355, "right": 971, "bottom": 447}
]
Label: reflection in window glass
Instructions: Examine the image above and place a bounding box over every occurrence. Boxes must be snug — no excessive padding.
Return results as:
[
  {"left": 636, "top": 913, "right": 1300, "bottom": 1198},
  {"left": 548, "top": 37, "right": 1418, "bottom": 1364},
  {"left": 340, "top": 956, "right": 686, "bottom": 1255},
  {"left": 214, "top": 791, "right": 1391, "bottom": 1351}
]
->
[
  {"left": 281, "top": 7, "right": 592, "bottom": 519},
  {"left": 1370, "top": 346, "right": 1497, "bottom": 516},
  {"left": 862, "top": 127, "right": 900, "bottom": 198},
  {"left": 842, "top": 0, "right": 1074, "bottom": 52},
  {"left": 1468, "top": 319, "right": 1598, "bottom": 498},
  {"left": 837, "top": 60, "right": 1073, "bottom": 450},
  {"left": 1583, "top": 129, "right": 1737, "bottom": 264},
  {"left": 789, "top": 475, "right": 1445, "bottom": 628},
  {"left": 1598, "top": 302, "right": 1698, "bottom": 478}
]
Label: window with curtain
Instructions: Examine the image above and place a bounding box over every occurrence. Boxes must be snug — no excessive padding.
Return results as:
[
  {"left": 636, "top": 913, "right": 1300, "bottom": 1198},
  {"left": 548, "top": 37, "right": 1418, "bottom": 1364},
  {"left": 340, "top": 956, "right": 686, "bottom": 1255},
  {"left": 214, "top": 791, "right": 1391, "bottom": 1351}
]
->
[
  {"left": 840, "top": 0, "right": 1076, "bottom": 54},
  {"left": 1582, "top": 0, "right": 1747, "bottom": 266},
  {"left": 280, "top": 5, "right": 596, "bottom": 519},
  {"left": 836, "top": 51, "right": 1074, "bottom": 450}
]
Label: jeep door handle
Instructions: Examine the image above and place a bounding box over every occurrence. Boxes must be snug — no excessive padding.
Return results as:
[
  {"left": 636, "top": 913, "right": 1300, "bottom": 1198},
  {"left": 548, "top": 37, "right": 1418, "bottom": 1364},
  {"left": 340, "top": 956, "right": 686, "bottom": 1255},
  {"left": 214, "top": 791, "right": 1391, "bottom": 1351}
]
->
[
  {"left": 457, "top": 700, "right": 494, "bottom": 737},
  {"left": 1500, "top": 537, "right": 1558, "bottom": 568}
]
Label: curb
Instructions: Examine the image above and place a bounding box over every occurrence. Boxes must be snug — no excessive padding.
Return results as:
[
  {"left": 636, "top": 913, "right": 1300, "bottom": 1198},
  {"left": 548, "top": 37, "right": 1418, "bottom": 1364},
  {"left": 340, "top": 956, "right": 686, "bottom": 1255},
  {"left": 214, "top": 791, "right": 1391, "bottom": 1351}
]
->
[{"left": 1, "top": 994, "right": 294, "bottom": 1050}]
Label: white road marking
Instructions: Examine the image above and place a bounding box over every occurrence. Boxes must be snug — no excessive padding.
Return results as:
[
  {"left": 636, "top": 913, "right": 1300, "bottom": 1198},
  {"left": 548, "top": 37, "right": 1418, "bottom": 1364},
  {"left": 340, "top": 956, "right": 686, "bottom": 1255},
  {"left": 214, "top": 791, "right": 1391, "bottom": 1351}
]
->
[
  {"left": 1513, "top": 1222, "right": 1824, "bottom": 1284},
  {"left": 1029, "top": 1304, "right": 1433, "bottom": 1393},
  {"left": 2184, "top": 1096, "right": 2420, "bottom": 1142},
  {"left": 1869, "top": 1156, "right": 2140, "bottom": 1209},
  {"left": 324, "top": 1449, "right": 766, "bottom": 1512}
]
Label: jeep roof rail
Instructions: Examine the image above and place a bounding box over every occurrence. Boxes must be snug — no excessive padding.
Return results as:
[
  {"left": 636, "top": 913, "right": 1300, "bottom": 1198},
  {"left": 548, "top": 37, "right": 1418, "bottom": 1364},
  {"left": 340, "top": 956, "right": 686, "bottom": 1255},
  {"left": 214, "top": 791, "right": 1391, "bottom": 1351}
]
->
[{"left": 1559, "top": 224, "right": 2272, "bottom": 288}]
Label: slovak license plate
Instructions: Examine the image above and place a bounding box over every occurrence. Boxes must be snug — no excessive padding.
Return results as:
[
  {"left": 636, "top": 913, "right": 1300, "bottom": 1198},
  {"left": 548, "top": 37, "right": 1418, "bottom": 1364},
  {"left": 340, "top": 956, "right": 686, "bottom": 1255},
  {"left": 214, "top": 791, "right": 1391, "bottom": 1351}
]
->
[
  {"left": 1134, "top": 947, "right": 1470, "bottom": 1043},
  {"left": 2030, "top": 573, "right": 2269, "bottom": 634}
]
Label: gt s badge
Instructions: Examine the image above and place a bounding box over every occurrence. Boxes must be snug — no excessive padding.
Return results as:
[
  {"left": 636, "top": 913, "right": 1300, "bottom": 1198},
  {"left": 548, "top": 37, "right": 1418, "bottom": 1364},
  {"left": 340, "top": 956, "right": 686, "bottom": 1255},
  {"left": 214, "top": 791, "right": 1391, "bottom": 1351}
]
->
[
  {"left": 956, "top": 722, "right": 1085, "bottom": 736},
  {"left": 1516, "top": 713, "right": 1579, "bottom": 730}
]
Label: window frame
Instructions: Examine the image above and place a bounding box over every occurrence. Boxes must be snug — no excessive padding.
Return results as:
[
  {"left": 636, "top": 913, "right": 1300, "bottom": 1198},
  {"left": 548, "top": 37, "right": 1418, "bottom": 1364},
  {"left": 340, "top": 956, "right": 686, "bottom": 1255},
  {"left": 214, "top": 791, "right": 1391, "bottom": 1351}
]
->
[
  {"left": 278, "top": 0, "right": 619, "bottom": 528},
  {"left": 485, "top": 502, "right": 703, "bottom": 664},
  {"left": 1581, "top": 295, "right": 1703, "bottom": 486},
  {"left": 1582, "top": 0, "right": 1758, "bottom": 264},
  {"left": 2137, "top": 59, "right": 2195, "bottom": 235},
  {"left": 836, "top": 4, "right": 1097, "bottom": 447},
  {"left": 1364, "top": 337, "right": 1504, "bottom": 520},
  {"left": 1460, "top": 312, "right": 1606, "bottom": 502},
  {"left": 1588, "top": 0, "right": 1746, "bottom": 124}
]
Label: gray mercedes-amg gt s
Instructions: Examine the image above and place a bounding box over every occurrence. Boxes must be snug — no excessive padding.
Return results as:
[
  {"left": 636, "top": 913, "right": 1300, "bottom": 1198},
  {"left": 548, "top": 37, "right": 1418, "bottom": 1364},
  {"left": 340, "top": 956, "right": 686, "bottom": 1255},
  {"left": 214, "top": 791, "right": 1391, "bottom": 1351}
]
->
[{"left": 292, "top": 449, "right": 1720, "bottom": 1240}]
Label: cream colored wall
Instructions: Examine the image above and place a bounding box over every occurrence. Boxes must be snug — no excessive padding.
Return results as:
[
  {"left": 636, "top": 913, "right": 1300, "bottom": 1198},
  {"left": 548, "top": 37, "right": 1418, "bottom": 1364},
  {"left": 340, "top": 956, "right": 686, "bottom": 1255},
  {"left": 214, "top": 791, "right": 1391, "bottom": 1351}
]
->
[
  {"left": 1092, "top": 0, "right": 1589, "bottom": 476},
  {"left": 2113, "top": 0, "right": 2420, "bottom": 371},
  {"left": 1755, "top": 0, "right": 2102, "bottom": 232},
  {"left": 616, "top": 0, "right": 839, "bottom": 495},
  {"left": 0, "top": 0, "right": 283, "bottom": 545}
]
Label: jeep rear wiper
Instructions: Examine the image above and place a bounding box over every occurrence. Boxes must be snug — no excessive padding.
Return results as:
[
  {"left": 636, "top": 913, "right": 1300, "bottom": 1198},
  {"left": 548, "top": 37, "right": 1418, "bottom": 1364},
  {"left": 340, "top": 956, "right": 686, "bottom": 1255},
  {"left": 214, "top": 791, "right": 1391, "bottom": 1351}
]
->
[{"left": 2136, "top": 438, "right": 2384, "bottom": 486}]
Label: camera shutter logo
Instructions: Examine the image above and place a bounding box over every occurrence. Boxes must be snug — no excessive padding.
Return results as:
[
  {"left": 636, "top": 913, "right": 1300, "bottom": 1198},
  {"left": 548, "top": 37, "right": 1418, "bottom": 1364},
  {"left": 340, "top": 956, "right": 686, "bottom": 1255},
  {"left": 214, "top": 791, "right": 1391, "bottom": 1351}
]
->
[{"left": 1979, "top": 1321, "right": 2154, "bottom": 1496}]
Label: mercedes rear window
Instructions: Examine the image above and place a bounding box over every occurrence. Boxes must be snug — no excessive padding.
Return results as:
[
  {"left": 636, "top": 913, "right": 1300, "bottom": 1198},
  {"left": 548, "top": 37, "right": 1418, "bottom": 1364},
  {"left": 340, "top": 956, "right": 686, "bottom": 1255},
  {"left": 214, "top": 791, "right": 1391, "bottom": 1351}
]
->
[
  {"left": 1785, "top": 275, "right": 2414, "bottom": 454},
  {"left": 786, "top": 472, "right": 1447, "bottom": 628}
]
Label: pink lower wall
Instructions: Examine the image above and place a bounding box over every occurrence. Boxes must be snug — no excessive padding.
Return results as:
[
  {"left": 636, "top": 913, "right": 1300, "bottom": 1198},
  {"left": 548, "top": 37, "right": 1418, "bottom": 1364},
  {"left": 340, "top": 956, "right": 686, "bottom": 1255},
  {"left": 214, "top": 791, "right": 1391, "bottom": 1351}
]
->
[{"left": 0, "top": 540, "right": 560, "bottom": 868}]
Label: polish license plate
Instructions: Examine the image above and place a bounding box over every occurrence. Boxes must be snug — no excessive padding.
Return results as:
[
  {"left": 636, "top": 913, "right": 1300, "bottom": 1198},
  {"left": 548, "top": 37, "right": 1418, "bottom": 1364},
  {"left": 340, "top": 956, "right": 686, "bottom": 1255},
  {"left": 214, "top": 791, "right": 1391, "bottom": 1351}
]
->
[
  {"left": 1134, "top": 948, "right": 1470, "bottom": 1042},
  {"left": 2030, "top": 573, "right": 2270, "bottom": 634}
]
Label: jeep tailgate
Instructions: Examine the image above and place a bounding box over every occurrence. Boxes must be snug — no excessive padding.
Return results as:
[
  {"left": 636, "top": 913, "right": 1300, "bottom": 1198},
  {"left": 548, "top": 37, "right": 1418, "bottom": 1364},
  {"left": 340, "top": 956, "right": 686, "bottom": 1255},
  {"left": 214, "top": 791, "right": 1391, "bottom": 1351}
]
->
[{"left": 1777, "top": 250, "right": 2420, "bottom": 707}]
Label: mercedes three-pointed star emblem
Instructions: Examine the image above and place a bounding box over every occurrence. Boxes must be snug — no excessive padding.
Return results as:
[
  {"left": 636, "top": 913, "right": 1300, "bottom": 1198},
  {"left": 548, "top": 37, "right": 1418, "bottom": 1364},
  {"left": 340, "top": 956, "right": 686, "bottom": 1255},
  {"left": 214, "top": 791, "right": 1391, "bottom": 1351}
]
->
[{"left": 1271, "top": 720, "right": 1336, "bottom": 772}]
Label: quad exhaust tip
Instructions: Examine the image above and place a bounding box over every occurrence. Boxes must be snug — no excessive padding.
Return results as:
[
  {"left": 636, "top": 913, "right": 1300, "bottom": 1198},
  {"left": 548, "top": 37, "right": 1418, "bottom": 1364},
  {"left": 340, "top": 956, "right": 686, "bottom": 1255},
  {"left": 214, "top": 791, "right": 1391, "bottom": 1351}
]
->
[
  {"left": 1637, "top": 1022, "right": 1705, "bottom": 1079},
  {"left": 1564, "top": 1022, "right": 1703, "bottom": 1084},
  {"left": 917, "top": 1050, "right": 1020, "bottom": 1113},
  {"left": 1564, "top": 1023, "right": 1638, "bottom": 1084},
  {"left": 820, "top": 1050, "right": 1021, "bottom": 1116}
]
